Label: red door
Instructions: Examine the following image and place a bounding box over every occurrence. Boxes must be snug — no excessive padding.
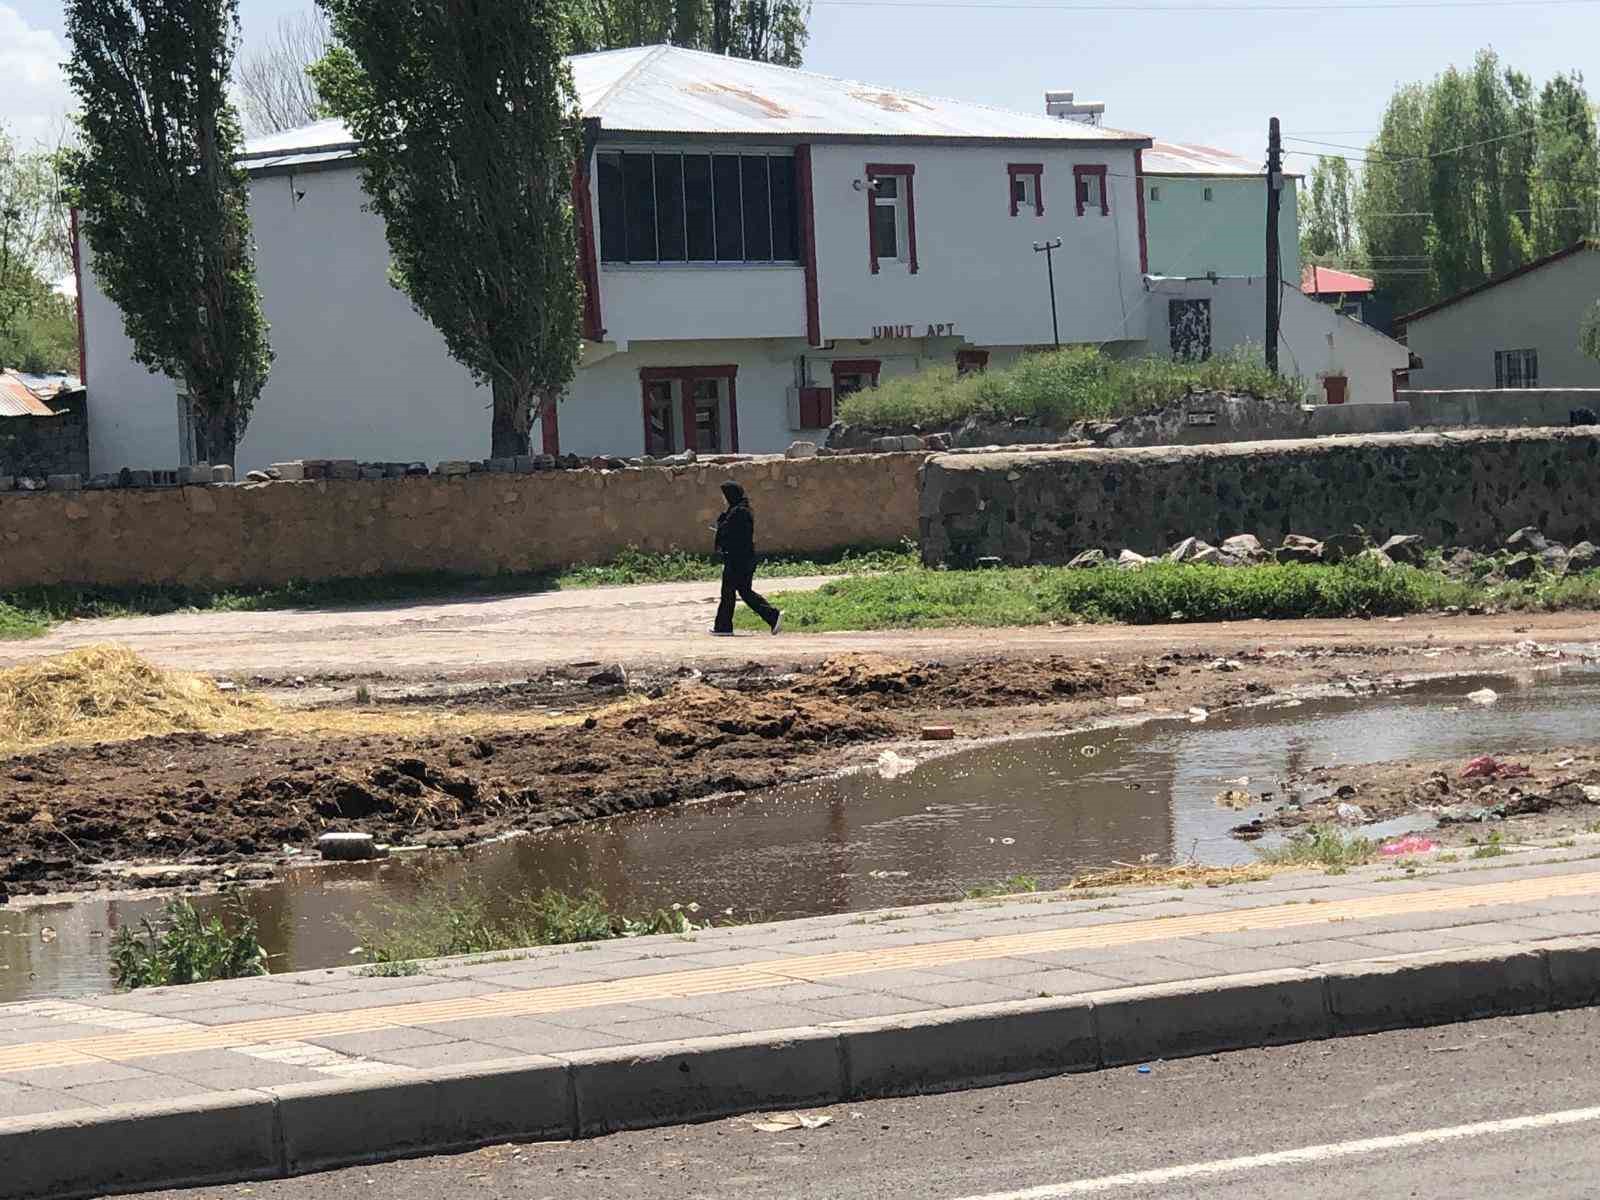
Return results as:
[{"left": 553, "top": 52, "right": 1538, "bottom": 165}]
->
[{"left": 1323, "top": 374, "right": 1348, "bottom": 405}]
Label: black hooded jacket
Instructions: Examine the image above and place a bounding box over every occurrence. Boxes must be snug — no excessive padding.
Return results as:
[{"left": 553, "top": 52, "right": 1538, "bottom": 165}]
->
[{"left": 714, "top": 482, "right": 756, "bottom": 564}]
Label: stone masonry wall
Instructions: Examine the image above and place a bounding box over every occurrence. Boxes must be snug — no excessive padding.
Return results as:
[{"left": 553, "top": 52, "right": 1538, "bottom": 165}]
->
[
  {"left": 920, "top": 429, "right": 1600, "bottom": 566},
  {"left": 0, "top": 453, "right": 922, "bottom": 589},
  {"left": 0, "top": 398, "right": 90, "bottom": 479}
]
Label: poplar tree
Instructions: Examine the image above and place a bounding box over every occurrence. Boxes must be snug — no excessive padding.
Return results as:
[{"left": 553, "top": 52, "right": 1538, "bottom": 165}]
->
[
  {"left": 63, "top": 0, "right": 272, "bottom": 467},
  {"left": 315, "top": 0, "right": 582, "bottom": 459}
]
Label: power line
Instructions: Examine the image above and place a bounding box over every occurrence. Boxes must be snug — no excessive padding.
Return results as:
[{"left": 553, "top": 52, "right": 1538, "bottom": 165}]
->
[
  {"left": 815, "top": 0, "right": 1600, "bottom": 8},
  {"left": 1285, "top": 125, "right": 1537, "bottom": 163}
]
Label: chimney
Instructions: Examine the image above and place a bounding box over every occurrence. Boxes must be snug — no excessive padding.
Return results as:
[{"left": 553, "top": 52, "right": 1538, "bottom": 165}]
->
[{"left": 1045, "top": 90, "right": 1105, "bottom": 126}]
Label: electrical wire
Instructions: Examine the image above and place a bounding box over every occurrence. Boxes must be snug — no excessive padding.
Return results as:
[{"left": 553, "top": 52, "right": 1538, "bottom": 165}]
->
[{"left": 814, "top": 0, "right": 1600, "bottom": 10}]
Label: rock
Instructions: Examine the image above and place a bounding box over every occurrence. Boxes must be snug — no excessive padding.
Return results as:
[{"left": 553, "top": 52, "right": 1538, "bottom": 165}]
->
[
  {"left": 435, "top": 460, "right": 470, "bottom": 476},
  {"left": 1115, "top": 695, "right": 1147, "bottom": 709},
  {"left": 1355, "top": 547, "right": 1395, "bottom": 569},
  {"left": 975, "top": 556, "right": 1004, "bottom": 569},
  {"left": 269, "top": 461, "right": 305, "bottom": 481},
  {"left": 1282, "top": 533, "right": 1322, "bottom": 550},
  {"left": 660, "top": 450, "right": 696, "bottom": 466},
  {"left": 1275, "top": 542, "right": 1322, "bottom": 565},
  {"left": 1117, "top": 549, "right": 1151, "bottom": 569},
  {"left": 210, "top": 464, "right": 235, "bottom": 484},
  {"left": 1506, "top": 526, "right": 1549, "bottom": 553},
  {"left": 587, "top": 663, "right": 628, "bottom": 687},
  {"left": 1220, "top": 534, "right": 1265, "bottom": 561},
  {"left": 316, "top": 832, "right": 386, "bottom": 862},
  {"left": 1379, "top": 534, "right": 1427, "bottom": 566},
  {"left": 1189, "top": 547, "right": 1232, "bottom": 566},
  {"left": 1502, "top": 552, "right": 1538, "bottom": 580},
  {"left": 1167, "top": 536, "right": 1200, "bottom": 562},
  {"left": 245, "top": 470, "right": 272, "bottom": 483},
  {"left": 924, "top": 432, "right": 953, "bottom": 451},
  {"left": 872, "top": 437, "right": 902, "bottom": 453},
  {"left": 1320, "top": 532, "right": 1366, "bottom": 564},
  {"left": 785, "top": 441, "right": 818, "bottom": 459},
  {"left": 1538, "top": 545, "right": 1570, "bottom": 573},
  {"left": 1564, "top": 541, "right": 1598, "bottom": 574},
  {"left": 1067, "top": 549, "right": 1107, "bottom": 569}
]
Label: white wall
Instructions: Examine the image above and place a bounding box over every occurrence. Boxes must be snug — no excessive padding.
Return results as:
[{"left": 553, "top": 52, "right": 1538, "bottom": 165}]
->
[
  {"left": 1404, "top": 249, "right": 1600, "bottom": 389},
  {"left": 1143, "top": 276, "right": 1410, "bottom": 405},
  {"left": 809, "top": 141, "right": 1146, "bottom": 348},
  {"left": 598, "top": 264, "right": 806, "bottom": 344},
  {"left": 83, "top": 166, "right": 490, "bottom": 475}
]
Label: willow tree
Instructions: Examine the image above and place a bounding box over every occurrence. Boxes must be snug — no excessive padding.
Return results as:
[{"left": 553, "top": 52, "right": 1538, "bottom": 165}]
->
[
  {"left": 315, "top": 0, "right": 582, "bottom": 458},
  {"left": 64, "top": 0, "right": 272, "bottom": 466}
]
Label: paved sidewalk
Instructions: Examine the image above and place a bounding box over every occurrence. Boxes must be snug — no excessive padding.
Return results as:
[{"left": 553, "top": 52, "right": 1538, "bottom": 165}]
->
[{"left": 7, "top": 844, "right": 1600, "bottom": 1196}]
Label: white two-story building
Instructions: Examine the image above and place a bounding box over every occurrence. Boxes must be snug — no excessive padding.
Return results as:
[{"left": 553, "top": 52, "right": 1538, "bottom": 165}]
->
[{"left": 78, "top": 45, "right": 1157, "bottom": 472}]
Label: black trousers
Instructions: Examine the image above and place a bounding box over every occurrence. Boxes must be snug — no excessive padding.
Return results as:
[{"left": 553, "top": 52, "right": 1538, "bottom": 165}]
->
[{"left": 714, "top": 558, "right": 779, "bottom": 632}]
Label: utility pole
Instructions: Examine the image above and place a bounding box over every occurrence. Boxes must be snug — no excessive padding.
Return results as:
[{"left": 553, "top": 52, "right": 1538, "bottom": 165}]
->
[
  {"left": 1265, "top": 116, "right": 1282, "bottom": 374},
  {"left": 1034, "top": 238, "right": 1063, "bottom": 348}
]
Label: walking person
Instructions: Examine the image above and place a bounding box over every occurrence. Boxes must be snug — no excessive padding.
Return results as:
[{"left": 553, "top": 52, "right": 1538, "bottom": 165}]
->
[{"left": 711, "top": 481, "right": 782, "bottom": 636}]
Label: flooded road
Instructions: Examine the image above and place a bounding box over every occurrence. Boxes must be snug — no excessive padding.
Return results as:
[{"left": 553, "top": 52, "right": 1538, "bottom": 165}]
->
[{"left": 5, "top": 663, "right": 1598, "bottom": 1000}]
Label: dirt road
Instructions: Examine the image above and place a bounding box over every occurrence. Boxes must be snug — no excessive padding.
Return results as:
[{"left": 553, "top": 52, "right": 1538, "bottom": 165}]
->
[{"left": 2, "top": 577, "right": 1596, "bottom": 682}]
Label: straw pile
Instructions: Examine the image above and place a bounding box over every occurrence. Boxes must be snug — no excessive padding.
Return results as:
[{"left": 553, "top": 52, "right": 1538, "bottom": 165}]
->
[{"left": 0, "top": 645, "right": 267, "bottom": 754}]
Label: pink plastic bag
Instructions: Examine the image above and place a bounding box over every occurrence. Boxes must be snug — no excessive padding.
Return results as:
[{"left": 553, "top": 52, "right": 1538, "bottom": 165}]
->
[
  {"left": 1461, "top": 755, "right": 1530, "bottom": 781},
  {"left": 1379, "top": 834, "right": 1440, "bottom": 856}
]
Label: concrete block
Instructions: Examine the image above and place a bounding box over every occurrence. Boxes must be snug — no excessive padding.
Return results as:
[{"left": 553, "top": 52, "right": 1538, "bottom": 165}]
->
[
  {"left": 487, "top": 457, "right": 516, "bottom": 473},
  {"left": 208, "top": 464, "right": 233, "bottom": 484},
  {"left": 839, "top": 997, "right": 1097, "bottom": 1097},
  {"left": 0, "top": 474, "right": 12, "bottom": 491},
  {"left": 46, "top": 473, "right": 82, "bottom": 492},
  {"left": 568, "top": 1027, "right": 842, "bottom": 1135},
  {"left": 360, "top": 466, "right": 384, "bottom": 480},
  {"left": 0, "top": 1090, "right": 278, "bottom": 1200},
  {"left": 178, "top": 465, "right": 211, "bottom": 485},
  {"left": 1093, "top": 969, "right": 1329, "bottom": 1065},
  {"left": 152, "top": 469, "right": 180, "bottom": 487},
  {"left": 122, "top": 469, "right": 153, "bottom": 487},
  {"left": 1536, "top": 936, "right": 1600, "bottom": 1008},
  {"left": 872, "top": 437, "right": 901, "bottom": 453},
  {"left": 786, "top": 441, "right": 818, "bottom": 459},
  {"left": 269, "top": 461, "right": 306, "bottom": 481},
  {"left": 328, "top": 460, "right": 360, "bottom": 481},
  {"left": 273, "top": 1058, "right": 571, "bottom": 1173},
  {"left": 1324, "top": 944, "right": 1549, "bottom": 1035},
  {"left": 435, "top": 460, "right": 470, "bottom": 477}
]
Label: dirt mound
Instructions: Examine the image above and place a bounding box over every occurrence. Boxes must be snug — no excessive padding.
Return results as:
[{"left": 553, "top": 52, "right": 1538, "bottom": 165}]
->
[
  {"left": 0, "top": 647, "right": 267, "bottom": 754},
  {"left": 794, "top": 653, "right": 1135, "bottom": 708},
  {"left": 0, "top": 679, "right": 897, "bottom": 893}
]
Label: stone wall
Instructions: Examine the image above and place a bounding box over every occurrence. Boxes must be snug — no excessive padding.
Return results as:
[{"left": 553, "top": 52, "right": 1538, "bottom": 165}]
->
[
  {"left": 1400, "top": 389, "right": 1600, "bottom": 430},
  {"left": 0, "top": 453, "right": 922, "bottom": 589},
  {"left": 0, "top": 394, "right": 89, "bottom": 478},
  {"left": 920, "top": 428, "right": 1600, "bottom": 566}
]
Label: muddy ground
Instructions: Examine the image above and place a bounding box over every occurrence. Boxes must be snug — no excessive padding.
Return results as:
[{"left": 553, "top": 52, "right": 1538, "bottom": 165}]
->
[
  {"left": 0, "top": 644, "right": 1591, "bottom": 896},
  {"left": 1236, "top": 745, "right": 1600, "bottom": 849}
]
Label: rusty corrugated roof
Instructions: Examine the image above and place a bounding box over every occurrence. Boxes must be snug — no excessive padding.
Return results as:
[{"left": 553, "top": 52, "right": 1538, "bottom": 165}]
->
[
  {"left": 239, "top": 45, "right": 1151, "bottom": 173},
  {"left": 0, "top": 372, "right": 65, "bottom": 418}
]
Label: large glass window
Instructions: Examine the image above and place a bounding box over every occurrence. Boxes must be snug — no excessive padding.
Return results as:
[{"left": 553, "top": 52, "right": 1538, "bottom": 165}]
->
[{"left": 597, "top": 150, "right": 802, "bottom": 265}]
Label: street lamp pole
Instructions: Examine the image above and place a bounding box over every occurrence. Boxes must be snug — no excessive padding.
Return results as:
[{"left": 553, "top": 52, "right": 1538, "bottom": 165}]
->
[{"left": 1033, "top": 238, "right": 1063, "bottom": 349}]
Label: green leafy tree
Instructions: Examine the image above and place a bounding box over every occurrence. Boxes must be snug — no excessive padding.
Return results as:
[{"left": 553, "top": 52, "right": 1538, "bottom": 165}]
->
[
  {"left": 0, "top": 126, "right": 72, "bottom": 370},
  {"left": 1530, "top": 72, "right": 1600, "bottom": 256},
  {"left": 63, "top": 0, "right": 273, "bottom": 467},
  {"left": 1468, "top": 50, "right": 1527, "bottom": 277},
  {"left": 1424, "top": 66, "right": 1485, "bottom": 297},
  {"left": 1300, "top": 155, "right": 1355, "bottom": 263},
  {"left": 1355, "top": 83, "right": 1433, "bottom": 313},
  {"left": 316, "top": 0, "right": 583, "bottom": 458}
]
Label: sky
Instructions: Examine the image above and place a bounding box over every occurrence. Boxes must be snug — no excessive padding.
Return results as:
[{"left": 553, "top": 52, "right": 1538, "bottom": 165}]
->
[{"left": 1, "top": 0, "right": 1594, "bottom": 169}]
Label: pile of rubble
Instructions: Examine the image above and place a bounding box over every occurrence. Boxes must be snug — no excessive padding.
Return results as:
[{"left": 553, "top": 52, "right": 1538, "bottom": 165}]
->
[{"left": 1064, "top": 525, "right": 1598, "bottom": 575}]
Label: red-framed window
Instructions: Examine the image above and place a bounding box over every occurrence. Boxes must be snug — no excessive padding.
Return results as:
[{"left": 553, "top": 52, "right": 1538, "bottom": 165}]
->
[
  {"left": 639, "top": 365, "right": 740, "bottom": 454},
  {"left": 1074, "top": 164, "right": 1109, "bottom": 216},
  {"left": 831, "top": 359, "right": 880, "bottom": 398},
  {"left": 1007, "top": 163, "right": 1043, "bottom": 217},
  {"left": 866, "top": 163, "right": 918, "bottom": 275},
  {"left": 956, "top": 349, "right": 989, "bottom": 376}
]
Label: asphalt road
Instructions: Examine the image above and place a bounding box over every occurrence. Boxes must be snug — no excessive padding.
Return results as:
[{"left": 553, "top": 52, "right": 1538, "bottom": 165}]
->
[{"left": 131, "top": 1007, "right": 1600, "bottom": 1199}]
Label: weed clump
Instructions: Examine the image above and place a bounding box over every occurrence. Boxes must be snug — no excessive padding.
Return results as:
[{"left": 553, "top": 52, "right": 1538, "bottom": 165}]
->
[{"left": 110, "top": 899, "right": 269, "bottom": 989}]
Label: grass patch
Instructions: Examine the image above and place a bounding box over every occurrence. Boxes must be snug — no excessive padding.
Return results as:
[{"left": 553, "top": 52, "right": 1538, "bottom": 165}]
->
[
  {"left": 838, "top": 345, "right": 1307, "bottom": 430},
  {"left": 1257, "top": 825, "right": 1377, "bottom": 870},
  {"left": 351, "top": 882, "right": 704, "bottom": 964},
  {"left": 963, "top": 874, "right": 1041, "bottom": 899},
  {"left": 356, "top": 960, "right": 424, "bottom": 978},
  {"left": 1470, "top": 832, "right": 1508, "bottom": 859},
  {"left": 0, "top": 544, "right": 916, "bottom": 640},
  {"left": 742, "top": 559, "right": 1484, "bottom": 632},
  {"left": 111, "top": 899, "right": 269, "bottom": 989}
]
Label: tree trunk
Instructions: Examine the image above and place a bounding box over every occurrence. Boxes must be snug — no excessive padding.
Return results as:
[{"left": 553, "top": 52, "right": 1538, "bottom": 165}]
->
[
  {"left": 199, "top": 406, "right": 236, "bottom": 469},
  {"left": 491, "top": 375, "right": 532, "bottom": 458}
]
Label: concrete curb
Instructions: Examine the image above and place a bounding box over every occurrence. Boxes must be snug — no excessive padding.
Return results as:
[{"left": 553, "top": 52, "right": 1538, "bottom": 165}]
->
[{"left": 6, "top": 936, "right": 1598, "bottom": 1199}]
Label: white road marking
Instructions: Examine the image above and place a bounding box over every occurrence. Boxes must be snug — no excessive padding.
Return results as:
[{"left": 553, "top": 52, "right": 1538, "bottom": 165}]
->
[{"left": 948, "top": 1105, "right": 1600, "bottom": 1198}]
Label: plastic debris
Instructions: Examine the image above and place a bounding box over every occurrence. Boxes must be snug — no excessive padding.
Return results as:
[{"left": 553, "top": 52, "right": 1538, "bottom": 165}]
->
[
  {"left": 1467, "top": 688, "right": 1499, "bottom": 706},
  {"left": 1379, "top": 834, "right": 1440, "bottom": 856},
  {"left": 877, "top": 750, "right": 918, "bottom": 780},
  {"left": 920, "top": 725, "right": 956, "bottom": 741},
  {"left": 751, "top": 1113, "right": 834, "bottom": 1133},
  {"left": 1335, "top": 802, "right": 1368, "bottom": 823},
  {"left": 1115, "top": 695, "right": 1147, "bottom": 710},
  {"left": 1215, "top": 789, "right": 1254, "bottom": 810},
  {"left": 1137, "top": 1065, "right": 1152, "bottom": 1075},
  {"left": 868, "top": 869, "right": 909, "bottom": 879},
  {"left": 1187, "top": 707, "right": 1209, "bottom": 723},
  {"left": 1461, "top": 755, "right": 1530, "bottom": 781}
]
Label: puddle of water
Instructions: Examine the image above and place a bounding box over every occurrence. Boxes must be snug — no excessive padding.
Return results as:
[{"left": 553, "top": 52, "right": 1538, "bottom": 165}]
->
[{"left": 4, "top": 664, "right": 1598, "bottom": 1001}]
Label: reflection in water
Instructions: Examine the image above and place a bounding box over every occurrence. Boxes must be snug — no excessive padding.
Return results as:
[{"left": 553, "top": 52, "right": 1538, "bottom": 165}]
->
[{"left": 4, "top": 664, "right": 1598, "bottom": 1000}]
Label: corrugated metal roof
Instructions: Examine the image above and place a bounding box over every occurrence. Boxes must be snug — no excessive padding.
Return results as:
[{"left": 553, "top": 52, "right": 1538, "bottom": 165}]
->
[
  {"left": 0, "top": 372, "right": 60, "bottom": 418},
  {"left": 1141, "top": 139, "right": 1301, "bottom": 178},
  {"left": 240, "top": 44, "right": 1149, "bottom": 171},
  {"left": 1302, "top": 265, "right": 1375, "bottom": 295}
]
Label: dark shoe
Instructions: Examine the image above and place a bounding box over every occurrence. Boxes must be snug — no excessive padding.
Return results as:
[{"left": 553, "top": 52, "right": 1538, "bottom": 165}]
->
[
  {"left": 771, "top": 612, "right": 783, "bottom": 635},
  {"left": 709, "top": 629, "right": 735, "bottom": 637}
]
